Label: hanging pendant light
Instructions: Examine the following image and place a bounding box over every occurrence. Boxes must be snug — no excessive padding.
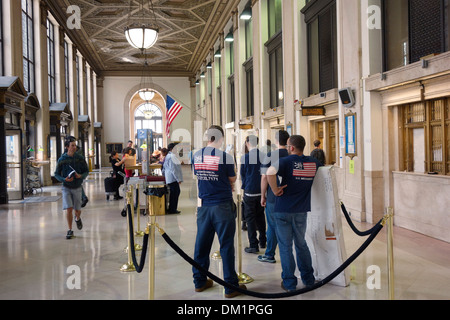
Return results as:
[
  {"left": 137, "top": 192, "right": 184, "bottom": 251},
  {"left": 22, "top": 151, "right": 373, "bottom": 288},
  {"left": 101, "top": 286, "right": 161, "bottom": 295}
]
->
[
  {"left": 125, "top": 0, "right": 159, "bottom": 50},
  {"left": 138, "top": 56, "right": 156, "bottom": 104},
  {"left": 139, "top": 88, "right": 155, "bottom": 101}
]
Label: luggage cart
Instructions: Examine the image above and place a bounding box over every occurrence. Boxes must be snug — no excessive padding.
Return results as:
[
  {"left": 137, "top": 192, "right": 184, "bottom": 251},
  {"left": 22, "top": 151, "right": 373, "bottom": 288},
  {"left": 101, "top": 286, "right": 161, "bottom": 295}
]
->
[{"left": 24, "top": 159, "right": 43, "bottom": 196}]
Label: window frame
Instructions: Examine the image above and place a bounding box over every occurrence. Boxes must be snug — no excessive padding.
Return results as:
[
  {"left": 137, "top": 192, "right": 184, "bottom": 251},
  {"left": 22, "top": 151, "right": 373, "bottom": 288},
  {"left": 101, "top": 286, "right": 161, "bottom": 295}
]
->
[
  {"left": 265, "top": 31, "right": 283, "bottom": 110},
  {"left": 47, "top": 18, "right": 56, "bottom": 104},
  {"left": 304, "top": 1, "right": 337, "bottom": 96},
  {"left": 22, "top": 0, "right": 35, "bottom": 93},
  {"left": 400, "top": 98, "right": 450, "bottom": 175}
]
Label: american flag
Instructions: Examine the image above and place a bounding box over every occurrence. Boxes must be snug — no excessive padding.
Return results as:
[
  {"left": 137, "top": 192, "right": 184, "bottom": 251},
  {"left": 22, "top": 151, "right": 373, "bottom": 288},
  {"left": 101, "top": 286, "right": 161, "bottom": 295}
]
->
[
  {"left": 293, "top": 162, "right": 317, "bottom": 178},
  {"left": 166, "top": 95, "right": 183, "bottom": 137},
  {"left": 194, "top": 155, "right": 220, "bottom": 171}
]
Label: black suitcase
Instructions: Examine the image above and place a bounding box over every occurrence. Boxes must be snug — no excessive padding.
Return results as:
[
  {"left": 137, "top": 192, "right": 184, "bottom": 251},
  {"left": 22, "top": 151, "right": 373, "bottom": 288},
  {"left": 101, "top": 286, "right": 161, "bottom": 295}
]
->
[{"left": 104, "top": 177, "right": 117, "bottom": 200}]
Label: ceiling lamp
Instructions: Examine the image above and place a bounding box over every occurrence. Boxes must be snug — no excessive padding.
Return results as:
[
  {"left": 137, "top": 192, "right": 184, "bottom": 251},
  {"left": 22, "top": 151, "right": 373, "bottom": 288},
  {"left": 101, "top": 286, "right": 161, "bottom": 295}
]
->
[
  {"left": 240, "top": 7, "right": 252, "bottom": 20},
  {"left": 214, "top": 49, "right": 222, "bottom": 58},
  {"left": 138, "top": 58, "right": 156, "bottom": 103},
  {"left": 225, "top": 31, "right": 234, "bottom": 42},
  {"left": 139, "top": 88, "right": 155, "bottom": 101},
  {"left": 125, "top": 0, "right": 159, "bottom": 51}
]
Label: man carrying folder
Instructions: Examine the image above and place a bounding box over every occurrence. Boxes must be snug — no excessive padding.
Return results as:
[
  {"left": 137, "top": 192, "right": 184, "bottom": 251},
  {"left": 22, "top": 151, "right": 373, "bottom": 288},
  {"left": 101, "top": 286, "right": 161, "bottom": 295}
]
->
[{"left": 54, "top": 137, "right": 89, "bottom": 239}]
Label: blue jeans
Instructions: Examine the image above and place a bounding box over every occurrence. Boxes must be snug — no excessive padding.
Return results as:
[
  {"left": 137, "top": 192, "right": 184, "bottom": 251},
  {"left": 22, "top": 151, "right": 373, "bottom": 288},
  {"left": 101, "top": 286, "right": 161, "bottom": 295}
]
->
[
  {"left": 193, "top": 200, "right": 239, "bottom": 294},
  {"left": 264, "top": 201, "right": 277, "bottom": 258},
  {"left": 274, "top": 211, "right": 315, "bottom": 290}
]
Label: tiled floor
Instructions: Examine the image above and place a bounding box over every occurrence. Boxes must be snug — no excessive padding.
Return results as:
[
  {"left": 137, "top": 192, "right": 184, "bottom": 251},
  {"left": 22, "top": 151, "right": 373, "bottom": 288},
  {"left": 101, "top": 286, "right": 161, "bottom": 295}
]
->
[{"left": 1, "top": 166, "right": 449, "bottom": 300}]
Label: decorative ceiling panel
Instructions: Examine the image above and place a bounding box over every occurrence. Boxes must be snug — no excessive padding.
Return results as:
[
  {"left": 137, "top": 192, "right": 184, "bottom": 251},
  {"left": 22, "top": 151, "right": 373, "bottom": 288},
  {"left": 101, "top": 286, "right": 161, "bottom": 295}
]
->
[{"left": 46, "top": 0, "right": 238, "bottom": 77}]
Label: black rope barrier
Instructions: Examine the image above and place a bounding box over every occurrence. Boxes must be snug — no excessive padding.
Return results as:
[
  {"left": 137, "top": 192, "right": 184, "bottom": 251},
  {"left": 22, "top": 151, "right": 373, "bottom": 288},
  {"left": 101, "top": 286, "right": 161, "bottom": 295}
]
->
[
  {"left": 340, "top": 202, "right": 382, "bottom": 237},
  {"left": 159, "top": 221, "right": 384, "bottom": 299},
  {"left": 126, "top": 204, "right": 149, "bottom": 273}
]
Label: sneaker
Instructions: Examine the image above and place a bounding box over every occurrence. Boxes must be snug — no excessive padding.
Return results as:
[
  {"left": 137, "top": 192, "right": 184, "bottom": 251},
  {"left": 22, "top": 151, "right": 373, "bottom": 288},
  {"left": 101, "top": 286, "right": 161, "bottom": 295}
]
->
[
  {"left": 81, "top": 197, "right": 89, "bottom": 208},
  {"left": 66, "top": 230, "right": 74, "bottom": 239},
  {"left": 75, "top": 217, "right": 83, "bottom": 230},
  {"left": 244, "top": 247, "right": 259, "bottom": 254},
  {"left": 195, "top": 279, "right": 213, "bottom": 292},
  {"left": 224, "top": 284, "right": 247, "bottom": 299},
  {"left": 257, "top": 255, "right": 276, "bottom": 263}
]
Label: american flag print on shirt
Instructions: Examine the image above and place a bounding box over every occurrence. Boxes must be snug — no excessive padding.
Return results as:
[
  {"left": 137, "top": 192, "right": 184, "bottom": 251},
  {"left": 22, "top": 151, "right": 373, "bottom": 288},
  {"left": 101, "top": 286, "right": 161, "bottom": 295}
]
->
[
  {"left": 194, "top": 155, "right": 220, "bottom": 172},
  {"left": 293, "top": 162, "right": 317, "bottom": 178}
]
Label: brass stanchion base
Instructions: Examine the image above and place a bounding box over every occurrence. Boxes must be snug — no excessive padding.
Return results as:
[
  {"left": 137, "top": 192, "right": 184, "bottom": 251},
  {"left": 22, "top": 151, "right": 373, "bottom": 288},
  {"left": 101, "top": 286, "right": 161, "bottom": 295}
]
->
[
  {"left": 211, "top": 250, "right": 222, "bottom": 260},
  {"left": 124, "top": 244, "right": 143, "bottom": 253},
  {"left": 238, "top": 272, "right": 254, "bottom": 284},
  {"left": 135, "top": 230, "right": 145, "bottom": 237},
  {"left": 120, "top": 263, "right": 136, "bottom": 272}
]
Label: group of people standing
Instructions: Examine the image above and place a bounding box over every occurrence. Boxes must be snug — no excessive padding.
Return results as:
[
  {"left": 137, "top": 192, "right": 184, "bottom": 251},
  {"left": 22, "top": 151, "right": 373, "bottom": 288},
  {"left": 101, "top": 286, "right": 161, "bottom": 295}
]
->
[
  {"left": 191, "top": 125, "right": 324, "bottom": 297},
  {"left": 54, "top": 127, "right": 325, "bottom": 297},
  {"left": 109, "top": 141, "right": 184, "bottom": 214}
]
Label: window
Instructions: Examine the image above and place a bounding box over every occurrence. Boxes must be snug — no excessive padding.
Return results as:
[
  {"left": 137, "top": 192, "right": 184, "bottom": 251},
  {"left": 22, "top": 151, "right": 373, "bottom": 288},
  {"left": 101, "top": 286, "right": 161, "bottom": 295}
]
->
[
  {"left": 22, "top": 0, "right": 35, "bottom": 93},
  {"left": 244, "top": 17, "right": 254, "bottom": 117},
  {"left": 76, "top": 55, "right": 80, "bottom": 115},
  {"left": 0, "top": 0, "right": 4, "bottom": 76},
  {"left": 47, "top": 19, "right": 56, "bottom": 104},
  {"left": 304, "top": 1, "right": 337, "bottom": 95},
  {"left": 383, "top": 0, "right": 450, "bottom": 71},
  {"left": 135, "top": 103, "right": 163, "bottom": 149},
  {"left": 228, "top": 75, "right": 235, "bottom": 123},
  {"left": 313, "top": 119, "right": 338, "bottom": 165},
  {"left": 244, "top": 58, "right": 254, "bottom": 117},
  {"left": 64, "top": 41, "right": 70, "bottom": 102},
  {"left": 245, "top": 18, "right": 253, "bottom": 60},
  {"left": 401, "top": 98, "right": 450, "bottom": 175},
  {"left": 268, "top": 0, "right": 282, "bottom": 39},
  {"left": 84, "top": 64, "right": 88, "bottom": 113},
  {"left": 265, "top": 33, "right": 283, "bottom": 110}
]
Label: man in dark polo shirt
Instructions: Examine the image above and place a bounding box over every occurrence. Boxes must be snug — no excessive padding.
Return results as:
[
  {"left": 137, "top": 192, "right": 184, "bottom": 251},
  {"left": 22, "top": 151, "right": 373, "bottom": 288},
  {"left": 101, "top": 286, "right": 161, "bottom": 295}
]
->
[
  {"left": 192, "top": 125, "right": 246, "bottom": 299},
  {"left": 266, "top": 135, "right": 322, "bottom": 292}
]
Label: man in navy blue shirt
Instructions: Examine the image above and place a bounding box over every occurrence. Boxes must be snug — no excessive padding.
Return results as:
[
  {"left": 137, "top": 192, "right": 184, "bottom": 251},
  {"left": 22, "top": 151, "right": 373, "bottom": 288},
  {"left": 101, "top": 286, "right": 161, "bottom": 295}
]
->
[
  {"left": 267, "top": 135, "right": 322, "bottom": 292},
  {"left": 192, "top": 125, "right": 246, "bottom": 298},
  {"left": 240, "top": 135, "right": 266, "bottom": 254},
  {"left": 259, "top": 130, "right": 290, "bottom": 263}
]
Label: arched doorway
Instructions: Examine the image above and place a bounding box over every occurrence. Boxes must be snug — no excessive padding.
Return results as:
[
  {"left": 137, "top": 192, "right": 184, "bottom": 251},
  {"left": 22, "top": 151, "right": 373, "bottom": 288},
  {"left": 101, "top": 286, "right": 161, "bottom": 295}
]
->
[
  {"left": 129, "top": 89, "right": 166, "bottom": 153},
  {"left": 134, "top": 102, "right": 163, "bottom": 149}
]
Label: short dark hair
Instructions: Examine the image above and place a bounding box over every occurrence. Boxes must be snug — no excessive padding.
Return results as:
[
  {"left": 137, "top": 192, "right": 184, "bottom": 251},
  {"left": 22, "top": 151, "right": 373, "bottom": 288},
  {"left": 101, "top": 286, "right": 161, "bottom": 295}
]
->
[
  {"left": 314, "top": 140, "right": 321, "bottom": 147},
  {"left": 206, "top": 125, "right": 224, "bottom": 143},
  {"left": 276, "top": 130, "right": 290, "bottom": 146},
  {"left": 246, "top": 135, "right": 259, "bottom": 147},
  {"left": 168, "top": 143, "right": 177, "bottom": 151},
  {"left": 289, "top": 135, "right": 306, "bottom": 152},
  {"left": 64, "top": 136, "right": 76, "bottom": 148}
]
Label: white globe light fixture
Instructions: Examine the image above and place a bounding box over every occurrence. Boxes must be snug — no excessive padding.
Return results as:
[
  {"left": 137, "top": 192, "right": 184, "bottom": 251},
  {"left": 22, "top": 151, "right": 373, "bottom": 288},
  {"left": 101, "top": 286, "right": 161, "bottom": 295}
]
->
[
  {"left": 124, "top": 0, "right": 159, "bottom": 51},
  {"left": 139, "top": 88, "right": 155, "bottom": 101},
  {"left": 125, "top": 25, "right": 159, "bottom": 50}
]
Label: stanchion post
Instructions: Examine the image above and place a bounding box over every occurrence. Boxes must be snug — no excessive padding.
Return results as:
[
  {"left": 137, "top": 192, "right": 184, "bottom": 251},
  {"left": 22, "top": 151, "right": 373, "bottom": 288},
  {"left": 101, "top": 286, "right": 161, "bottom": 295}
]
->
[
  {"left": 129, "top": 185, "right": 142, "bottom": 251},
  {"left": 120, "top": 189, "right": 136, "bottom": 272},
  {"left": 147, "top": 194, "right": 156, "bottom": 300},
  {"left": 387, "top": 207, "right": 395, "bottom": 300},
  {"left": 236, "top": 193, "right": 253, "bottom": 284},
  {"left": 135, "top": 183, "right": 144, "bottom": 237}
]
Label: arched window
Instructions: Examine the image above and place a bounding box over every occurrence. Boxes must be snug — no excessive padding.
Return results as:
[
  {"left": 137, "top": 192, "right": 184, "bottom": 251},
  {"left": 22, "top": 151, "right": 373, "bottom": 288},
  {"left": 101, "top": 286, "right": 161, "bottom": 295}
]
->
[{"left": 134, "top": 102, "right": 163, "bottom": 149}]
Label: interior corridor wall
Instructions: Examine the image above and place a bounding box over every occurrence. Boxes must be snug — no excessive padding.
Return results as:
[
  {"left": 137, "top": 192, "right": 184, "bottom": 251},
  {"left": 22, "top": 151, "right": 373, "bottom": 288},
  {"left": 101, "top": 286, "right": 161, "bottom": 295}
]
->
[{"left": 101, "top": 76, "right": 193, "bottom": 167}]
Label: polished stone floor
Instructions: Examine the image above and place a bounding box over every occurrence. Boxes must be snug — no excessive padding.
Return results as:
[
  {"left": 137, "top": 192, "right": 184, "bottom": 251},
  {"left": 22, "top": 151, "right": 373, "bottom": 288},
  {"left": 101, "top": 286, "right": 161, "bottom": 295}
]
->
[{"left": 1, "top": 166, "right": 450, "bottom": 301}]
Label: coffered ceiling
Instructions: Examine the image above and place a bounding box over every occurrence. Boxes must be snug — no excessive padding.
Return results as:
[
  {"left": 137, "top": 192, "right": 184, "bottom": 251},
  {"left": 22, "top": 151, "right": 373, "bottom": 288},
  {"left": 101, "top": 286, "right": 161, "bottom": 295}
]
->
[{"left": 46, "top": 0, "right": 240, "bottom": 78}]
